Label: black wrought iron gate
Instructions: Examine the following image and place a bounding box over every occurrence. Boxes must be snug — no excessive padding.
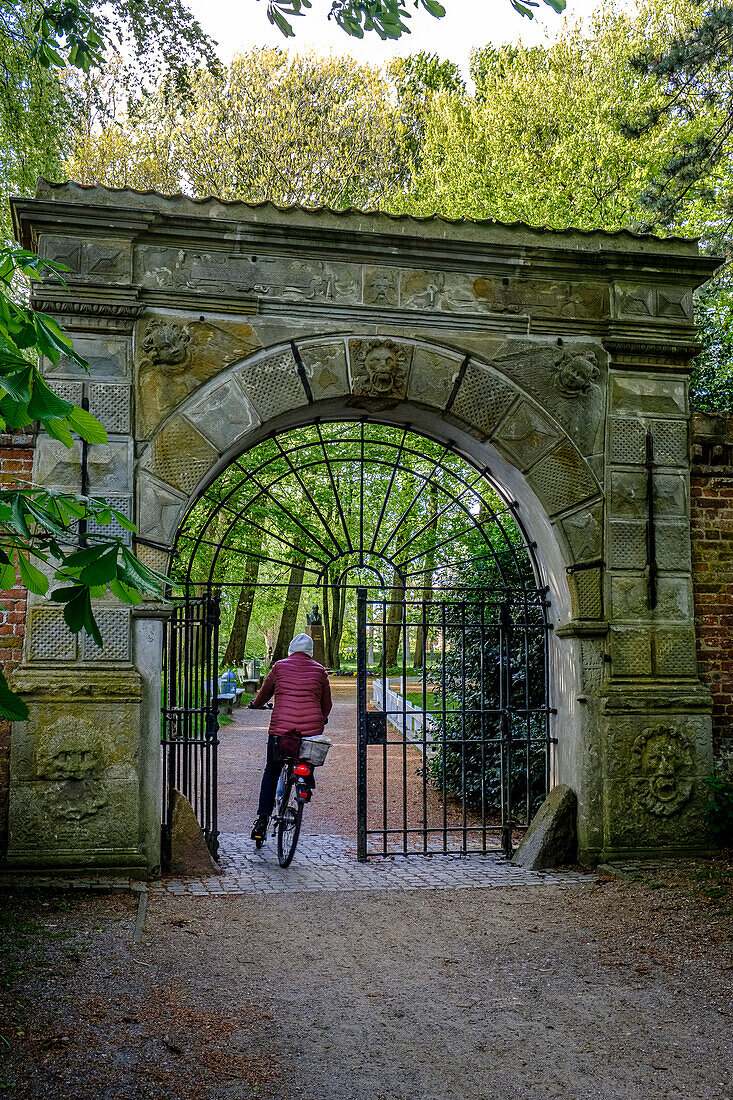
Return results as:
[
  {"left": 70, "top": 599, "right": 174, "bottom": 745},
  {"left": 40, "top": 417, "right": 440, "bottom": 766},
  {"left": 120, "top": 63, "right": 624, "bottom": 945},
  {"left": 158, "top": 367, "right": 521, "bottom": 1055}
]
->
[
  {"left": 162, "top": 591, "right": 221, "bottom": 860},
  {"left": 356, "top": 586, "right": 553, "bottom": 862}
]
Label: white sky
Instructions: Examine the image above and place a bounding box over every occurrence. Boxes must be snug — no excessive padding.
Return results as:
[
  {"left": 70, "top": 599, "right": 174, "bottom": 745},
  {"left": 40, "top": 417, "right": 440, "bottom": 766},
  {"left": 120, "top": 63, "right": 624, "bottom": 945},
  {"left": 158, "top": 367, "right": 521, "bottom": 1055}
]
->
[{"left": 184, "top": 0, "right": 604, "bottom": 75}]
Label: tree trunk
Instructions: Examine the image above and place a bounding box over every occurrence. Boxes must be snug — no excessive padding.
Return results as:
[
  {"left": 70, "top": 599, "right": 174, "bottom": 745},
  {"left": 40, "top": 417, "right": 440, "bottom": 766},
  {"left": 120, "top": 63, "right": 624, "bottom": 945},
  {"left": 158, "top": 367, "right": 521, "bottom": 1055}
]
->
[
  {"left": 271, "top": 547, "right": 305, "bottom": 663},
  {"left": 221, "top": 526, "right": 263, "bottom": 667},
  {"left": 384, "top": 568, "right": 405, "bottom": 668},
  {"left": 413, "top": 484, "right": 439, "bottom": 669}
]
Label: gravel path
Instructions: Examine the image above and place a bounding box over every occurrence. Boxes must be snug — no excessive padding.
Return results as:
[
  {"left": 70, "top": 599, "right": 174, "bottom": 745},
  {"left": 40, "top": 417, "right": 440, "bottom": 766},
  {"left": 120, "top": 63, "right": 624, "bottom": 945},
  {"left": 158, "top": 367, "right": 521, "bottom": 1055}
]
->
[
  {"left": 1, "top": 864, "right": 731, "bottom": 1100},
  {"left": 218, "top": 679, "right": 502, "bottom": 851}
]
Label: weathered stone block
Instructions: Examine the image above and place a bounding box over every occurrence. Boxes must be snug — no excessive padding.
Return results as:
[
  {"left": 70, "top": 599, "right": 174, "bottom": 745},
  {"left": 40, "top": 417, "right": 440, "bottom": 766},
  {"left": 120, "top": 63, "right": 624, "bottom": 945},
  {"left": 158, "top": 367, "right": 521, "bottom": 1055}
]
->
[
  {"left": 511, "top": 784, "right": 577, "bottom": 869},
  {"left": 167, "top": 789, "right": 220, "bottom": 875},
  {"left": 48, "top": 379, "right": 84, "bottom": 406},
  {"left": 651, "top": 419, "right": 688, "bottom": 467},
  {"left": 363, "top": 266, "right": 399, "bottom": 306},
  {"left": 25, "top": 606, "right": 77, "bottom": 662},
  {"left": 34, "top": 436, "right": 82, "bottom": 490},
  {"left": 133, "top": 542, "right": 171, "bottom": 575},
  {"left": 88, "top": 383, "right": 131, "bottom": 434},
  {"left": 526, "top": 440, "right": 599, "bottom": 516},
  {"left": 492, "top": 400, "right": 562, "bottom": 471},
  {"left": 569, "top": 568, "right": 603, "bottom": 619},
  {"left": 560, "top": 504, "right": 603, "bottom": 563},
  {"left": 182, "top": 376, "right": 259, "bottom": 455},
  {"left": 654, "top": 473, "right": 688, "bottom": 518},
  {"left": 654, "top": 627, "right": 698, "bottom": 677},
  {"left": 610, "top": 373, "right": 687, "bottom": 418},
  {"left": 407, "top": 347, "right": 463, "bottom": 410},
  {"left": 655, "top": 521, "right": 692, "bottom": 572},
  {"left": 609, "top": 470, "right": 647, "bottom": 519},
  {"left": 238, "top": 348, "right": 305, "bottom": 421},
  {"left": 7, "top": 777, "right": 141, "bottom": 858},
  {"left": 140, "top": 415, "right": 218, "bottom": 496},
  {"left": 609, "top": 574, "right": 648, "bottom": 620},
  {"left": 608, "top": 520, "right": 647, "bottom": 569},
  {"left": 609, "top": 418, "right": 646, "bottom": 465},
  {"left": 80, "top": 607, "right": 131, "bottom": 662},
  {"left": 10, "top": 701, "right": 140, "bottom": 781},
  {"left": 87, "top": 438, "right": 134, "bottom": 492},
  {"left": 655, "top": 577, "right": 693, "bottom": 621},
  {"left": 451, "top": 361, "right": 517, "bottom": 437},
  {"left": 298, "top": 340, "right": 350, "bottom": 400},
  {"left": 610, "top": 626, "right": 652, "bottom": 676},
  {"left": 40, "top": 234, "right": 132, "bottom": 284},
  {"left": 43, "top": 334, "right": 131, "bottom": 380},
  {"left": 136, "top": 472, "right": 187, "bottom": 545}
]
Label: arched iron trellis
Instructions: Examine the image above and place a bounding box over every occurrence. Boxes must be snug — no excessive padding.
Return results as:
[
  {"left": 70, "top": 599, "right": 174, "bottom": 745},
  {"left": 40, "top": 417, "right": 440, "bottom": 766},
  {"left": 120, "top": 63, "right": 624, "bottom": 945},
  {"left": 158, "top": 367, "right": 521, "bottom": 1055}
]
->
[
  {"left": 171, "top": 419, "right": 544, "bottom": 598},
  {"left": 163, "top": 419, "right": 553, "bottom": 863}
]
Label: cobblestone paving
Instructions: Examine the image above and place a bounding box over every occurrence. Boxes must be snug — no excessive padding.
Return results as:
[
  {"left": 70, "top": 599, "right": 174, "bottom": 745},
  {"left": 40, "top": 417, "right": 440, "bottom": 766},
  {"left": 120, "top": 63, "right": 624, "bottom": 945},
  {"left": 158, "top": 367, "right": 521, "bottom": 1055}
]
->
[{"left": 148, "top": 832, "right": 594, "bottom": 896}]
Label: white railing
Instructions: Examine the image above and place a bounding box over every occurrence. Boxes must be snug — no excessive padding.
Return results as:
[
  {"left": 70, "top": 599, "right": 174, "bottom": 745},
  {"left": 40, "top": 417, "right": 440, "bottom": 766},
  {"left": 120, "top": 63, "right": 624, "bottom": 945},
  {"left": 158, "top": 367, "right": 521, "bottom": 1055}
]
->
[{"left": 371, "top": 680, "right": 435, "bottom": 746}]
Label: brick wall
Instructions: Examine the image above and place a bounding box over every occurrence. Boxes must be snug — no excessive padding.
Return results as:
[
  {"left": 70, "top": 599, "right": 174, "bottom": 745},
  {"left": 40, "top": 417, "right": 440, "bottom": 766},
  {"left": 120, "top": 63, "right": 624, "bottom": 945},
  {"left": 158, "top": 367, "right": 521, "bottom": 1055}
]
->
[
  {"left": 0, "top": 432, "right": 34, "bottom": 855},
  {"left": 691, "top": 413, "right": 733, "bottom": 773}
]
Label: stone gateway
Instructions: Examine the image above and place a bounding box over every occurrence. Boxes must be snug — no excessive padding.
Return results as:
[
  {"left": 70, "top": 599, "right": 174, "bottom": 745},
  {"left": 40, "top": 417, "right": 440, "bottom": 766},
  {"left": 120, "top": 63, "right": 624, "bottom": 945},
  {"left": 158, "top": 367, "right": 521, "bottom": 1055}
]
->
[{"left": 3, "top": 179, "right": 720, "bottom": 874}]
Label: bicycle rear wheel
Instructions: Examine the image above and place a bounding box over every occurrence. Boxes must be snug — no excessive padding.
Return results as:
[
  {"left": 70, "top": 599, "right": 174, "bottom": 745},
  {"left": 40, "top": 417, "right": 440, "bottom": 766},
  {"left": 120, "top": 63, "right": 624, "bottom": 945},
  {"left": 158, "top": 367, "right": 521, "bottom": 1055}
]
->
[{"left": 277, "top": 777, "right": 303, "bottom": 868}]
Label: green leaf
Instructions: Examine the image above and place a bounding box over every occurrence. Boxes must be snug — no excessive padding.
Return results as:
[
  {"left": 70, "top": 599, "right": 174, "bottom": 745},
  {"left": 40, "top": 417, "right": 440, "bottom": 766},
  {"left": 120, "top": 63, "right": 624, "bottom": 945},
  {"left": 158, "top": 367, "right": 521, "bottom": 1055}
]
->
[
  {"left": 17, "top": 554, "right": 49, "bottom": 596},
  {"left": 79, "top": 547, "right": 119, "bottom": 586},
  {"left": 111, "top": 509, "right": 137, "bottom": 534},
  {"left": 0, "top": 670, "right": 29, "bottom": 722},
  {"left": 43, "top": 419, "right": 74, "bottom": 448},
  {"left": 67, "top": 406, "right": 107, "bottom": 444},
  {"left": 0, "top": 557, "right": 16, "bottom": 590},
  {"left": 0, "top": 366, "right": 33, "bottom": 404},
  {"left": 27, "top": 376, "right": 74, "bottom": 422},
  {"left": 421, "top": 0, "right": 445, "bottom": 16},
  {"left": 110, "top": 577, "right": 143, "bottom": 605}
]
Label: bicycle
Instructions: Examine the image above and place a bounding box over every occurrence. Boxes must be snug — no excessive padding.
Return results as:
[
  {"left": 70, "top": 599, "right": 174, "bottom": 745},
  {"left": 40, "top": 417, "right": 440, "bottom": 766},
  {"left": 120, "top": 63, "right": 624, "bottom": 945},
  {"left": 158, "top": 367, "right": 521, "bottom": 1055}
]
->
[
  {"left": 251, "top": 724, "right": 331, "bottom": 867},
  {"left": 270, "top": 754, "right": 314, "bottom": 867}
]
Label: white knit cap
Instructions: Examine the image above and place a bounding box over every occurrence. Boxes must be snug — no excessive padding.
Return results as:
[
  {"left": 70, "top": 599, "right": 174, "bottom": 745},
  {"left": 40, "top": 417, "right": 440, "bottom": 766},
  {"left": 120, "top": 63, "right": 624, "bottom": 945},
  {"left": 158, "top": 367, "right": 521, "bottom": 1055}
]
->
[{"left": 288, "top": 633, "right": 314, "bottom": 656}]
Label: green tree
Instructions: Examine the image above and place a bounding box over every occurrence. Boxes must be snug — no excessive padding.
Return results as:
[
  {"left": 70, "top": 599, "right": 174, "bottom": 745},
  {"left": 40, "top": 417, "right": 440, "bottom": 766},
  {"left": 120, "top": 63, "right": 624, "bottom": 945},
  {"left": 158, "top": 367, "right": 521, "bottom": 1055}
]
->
[
  {"left": 389, "top": 1, "right": 709, "bottom": 230},
  {"left": 67, "top": 49, "right": 405, "bottom": 210}
]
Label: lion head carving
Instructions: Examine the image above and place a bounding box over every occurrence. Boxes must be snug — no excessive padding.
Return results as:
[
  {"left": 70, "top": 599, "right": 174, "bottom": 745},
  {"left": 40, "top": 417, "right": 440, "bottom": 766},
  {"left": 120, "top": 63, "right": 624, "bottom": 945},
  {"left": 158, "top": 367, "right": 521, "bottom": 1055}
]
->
[
  {"left": 141, "top": 319, "right": 191, "bottom": 372},
  {"left": 628, "top": 725, "right": 694, "bottom": 817}
]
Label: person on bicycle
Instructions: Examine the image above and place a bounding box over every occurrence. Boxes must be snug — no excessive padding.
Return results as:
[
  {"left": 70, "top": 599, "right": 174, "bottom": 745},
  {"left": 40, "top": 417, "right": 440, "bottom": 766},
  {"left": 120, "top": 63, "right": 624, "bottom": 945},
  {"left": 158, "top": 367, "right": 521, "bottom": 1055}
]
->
[{"left": 248, "top": 633, "right": 332, "bottom": 843}]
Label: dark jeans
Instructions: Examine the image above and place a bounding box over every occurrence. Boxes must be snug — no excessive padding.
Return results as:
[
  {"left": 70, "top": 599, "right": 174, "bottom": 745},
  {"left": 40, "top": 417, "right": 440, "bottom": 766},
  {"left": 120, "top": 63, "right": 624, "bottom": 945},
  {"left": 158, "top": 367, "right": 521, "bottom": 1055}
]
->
[{"left": 257, "top": 736, "right": 316, "bottom": 817}]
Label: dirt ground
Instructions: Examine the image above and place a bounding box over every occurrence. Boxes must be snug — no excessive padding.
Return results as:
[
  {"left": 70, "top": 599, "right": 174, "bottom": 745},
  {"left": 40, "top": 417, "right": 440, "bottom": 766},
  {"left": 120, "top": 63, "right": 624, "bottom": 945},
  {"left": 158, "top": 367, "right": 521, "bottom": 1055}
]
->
[{"left": 1, "top": 859, "right": 731, "bottom": 1099}]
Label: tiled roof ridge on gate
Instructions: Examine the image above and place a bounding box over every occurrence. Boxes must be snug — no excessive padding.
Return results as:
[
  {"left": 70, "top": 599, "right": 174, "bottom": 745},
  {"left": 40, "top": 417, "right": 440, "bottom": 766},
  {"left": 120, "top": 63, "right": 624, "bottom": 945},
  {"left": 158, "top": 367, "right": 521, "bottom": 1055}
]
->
[{"left": 27, "top": 176, "right": 705, "bottom": 254}]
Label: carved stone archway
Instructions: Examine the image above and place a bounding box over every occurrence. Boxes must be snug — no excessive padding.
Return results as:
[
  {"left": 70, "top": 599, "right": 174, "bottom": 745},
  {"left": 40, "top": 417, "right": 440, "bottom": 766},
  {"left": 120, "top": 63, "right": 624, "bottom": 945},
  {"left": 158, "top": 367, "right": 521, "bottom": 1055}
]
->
[{"left": 5, "top": 180, "right": 719, "bottom": 873}]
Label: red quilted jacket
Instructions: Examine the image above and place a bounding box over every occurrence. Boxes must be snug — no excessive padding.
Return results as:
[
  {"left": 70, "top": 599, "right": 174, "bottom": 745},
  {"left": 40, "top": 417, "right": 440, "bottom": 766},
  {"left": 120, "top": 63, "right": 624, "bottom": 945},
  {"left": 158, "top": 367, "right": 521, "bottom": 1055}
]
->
[{"left": 252, "top": 652, "right": 332, "bottom": 739}]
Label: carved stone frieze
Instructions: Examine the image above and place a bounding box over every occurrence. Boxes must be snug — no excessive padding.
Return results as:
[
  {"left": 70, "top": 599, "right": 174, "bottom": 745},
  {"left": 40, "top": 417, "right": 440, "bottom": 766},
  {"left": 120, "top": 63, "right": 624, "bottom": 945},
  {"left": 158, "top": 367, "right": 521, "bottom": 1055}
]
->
[
  {"left": 629, "top": 725, "right": 695, "bottom": 816},
  {"left": 135, "top": 315, "right": 263, "bottom": 439},
  {"left": 348, "top": 339, "right": 412, "bottom": 399},
  {"left": 490, "top": 339, "right": 606, "bottom": 458}
]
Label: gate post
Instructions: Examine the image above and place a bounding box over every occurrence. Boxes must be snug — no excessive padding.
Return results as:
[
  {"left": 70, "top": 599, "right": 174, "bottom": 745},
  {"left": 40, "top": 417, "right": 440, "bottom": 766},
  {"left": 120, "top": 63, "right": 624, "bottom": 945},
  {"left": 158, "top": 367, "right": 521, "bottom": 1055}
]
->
[{"left": 356, "top": 587, "right": 368, "bottom": 862}]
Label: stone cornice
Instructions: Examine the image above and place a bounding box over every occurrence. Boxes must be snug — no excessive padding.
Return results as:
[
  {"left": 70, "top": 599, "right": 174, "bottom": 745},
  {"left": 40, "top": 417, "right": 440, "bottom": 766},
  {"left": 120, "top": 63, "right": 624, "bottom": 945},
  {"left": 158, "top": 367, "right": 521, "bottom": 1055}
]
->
[
  {"left": 13, "top": 192, "right": 722, "bottom": 289},
  {"left": 31, "top": 284, "right": 144, "bottom": 321},
  {"left": 10, "top": 666, "right": 142, "bottom": 700}
]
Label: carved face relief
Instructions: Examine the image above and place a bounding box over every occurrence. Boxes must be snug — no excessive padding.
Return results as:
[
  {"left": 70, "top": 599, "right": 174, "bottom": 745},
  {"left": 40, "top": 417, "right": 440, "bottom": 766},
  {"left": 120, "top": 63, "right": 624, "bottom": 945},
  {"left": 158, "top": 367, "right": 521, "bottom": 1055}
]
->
[
  {"left": 141, "top": 320, "right": 191, "bottom": 373},
  {"left": 36, "top": 718, "right": 102, "bottom": 781},
  {"left": 629, "top": 726, "right": 694, "bottom": 816},
  {"left": 552, "top": 351, "right": 600, "bottom": 399},
  {"left": 350, "top": 339, "right": 410, "bottom": 399}
]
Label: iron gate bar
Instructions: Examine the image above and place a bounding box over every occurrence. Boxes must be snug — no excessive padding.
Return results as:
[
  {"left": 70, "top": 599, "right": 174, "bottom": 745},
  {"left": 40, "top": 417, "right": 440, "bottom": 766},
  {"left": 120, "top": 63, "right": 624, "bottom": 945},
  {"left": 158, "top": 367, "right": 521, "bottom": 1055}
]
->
[
  {"left": 161, "top": 590, "right": 220, "bottom": 861},
  {"left": 174, "top": 422, "right": 538, "bottom": 594},
  {"left": 315, "top": 420, "right": 354, "bottom": 553},
  {"left": 356, "top": 590, "right": 550, "bottom": 860},
  {"left": 368, "top": 425, "right": 410, "bottom": 555}
]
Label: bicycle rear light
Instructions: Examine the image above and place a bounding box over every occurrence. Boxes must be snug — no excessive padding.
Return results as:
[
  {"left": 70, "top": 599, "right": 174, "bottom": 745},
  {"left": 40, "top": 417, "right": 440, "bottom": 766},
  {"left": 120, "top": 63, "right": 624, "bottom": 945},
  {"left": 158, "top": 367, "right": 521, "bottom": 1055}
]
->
[{"left": 293, "top": 763, "right": 311, "bottom": 777}]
